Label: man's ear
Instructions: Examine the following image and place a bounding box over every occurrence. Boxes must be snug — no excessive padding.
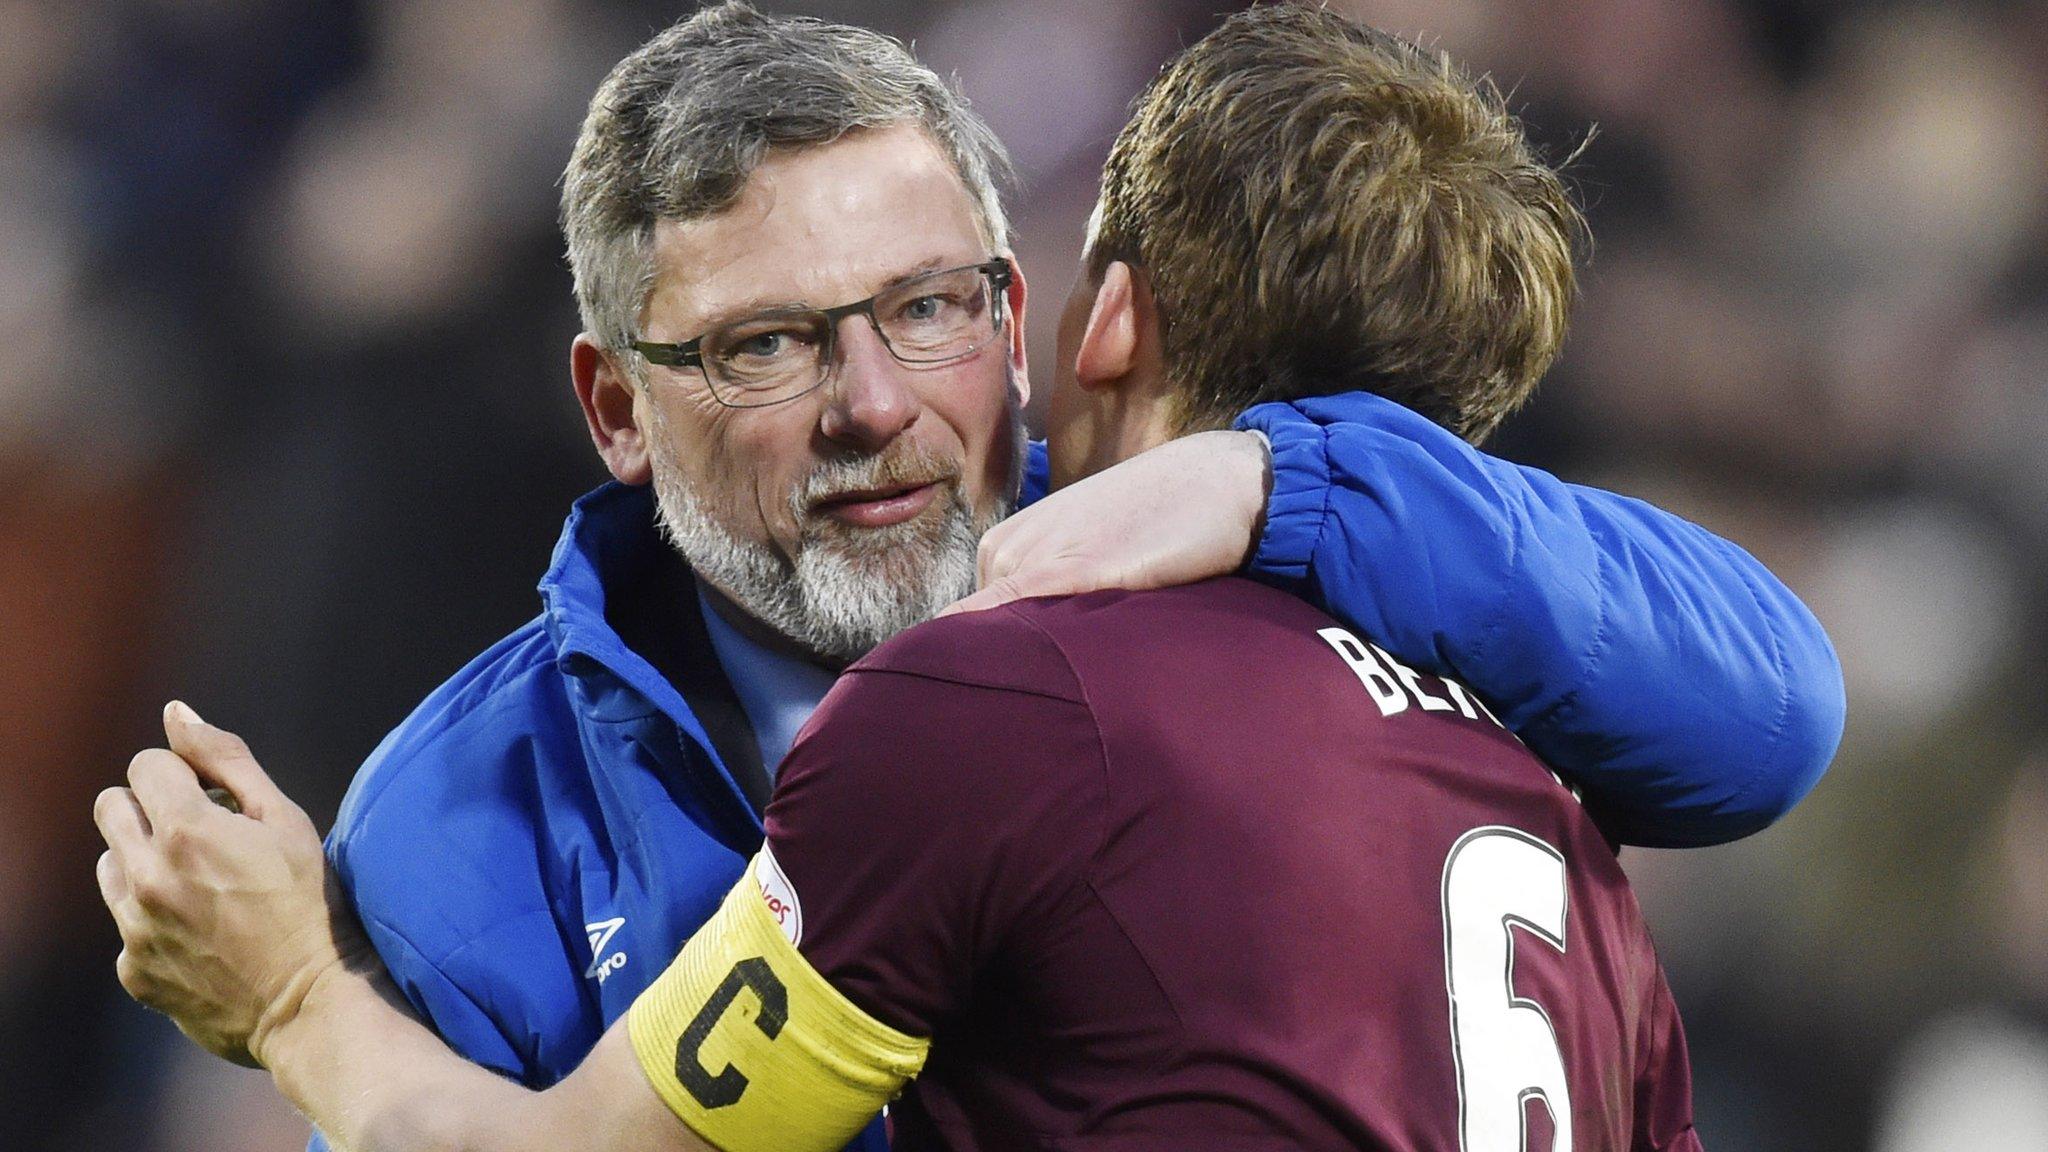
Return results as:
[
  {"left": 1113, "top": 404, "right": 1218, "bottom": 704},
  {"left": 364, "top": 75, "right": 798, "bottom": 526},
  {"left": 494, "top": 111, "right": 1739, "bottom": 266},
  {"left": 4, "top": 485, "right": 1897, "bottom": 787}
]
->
[
  {"left": 571, "top": 334, "right": 652, "bottom": 486},
  {"left": 1074, "top": 261, "right": 1142, "bottom": 391},
  {"left": 1001, "top": 256, "right": 1031, "bottom": 409}
]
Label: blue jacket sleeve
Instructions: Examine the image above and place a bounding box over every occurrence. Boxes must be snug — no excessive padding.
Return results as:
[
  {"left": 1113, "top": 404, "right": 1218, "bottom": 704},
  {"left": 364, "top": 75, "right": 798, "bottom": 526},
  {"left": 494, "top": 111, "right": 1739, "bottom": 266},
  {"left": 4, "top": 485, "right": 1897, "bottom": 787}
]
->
[
  {"left": 1020, "top": 439, "right": 1050, "bottom": 508},
  {"left": 324, "top": 824, "right": 536, "bottom": 1071},
  {"left": 303, "top": 877, "right": 528, "bottom": 1152},
  {"left": 1238, "top": 392, "right": 1845, "bottom": 847}
]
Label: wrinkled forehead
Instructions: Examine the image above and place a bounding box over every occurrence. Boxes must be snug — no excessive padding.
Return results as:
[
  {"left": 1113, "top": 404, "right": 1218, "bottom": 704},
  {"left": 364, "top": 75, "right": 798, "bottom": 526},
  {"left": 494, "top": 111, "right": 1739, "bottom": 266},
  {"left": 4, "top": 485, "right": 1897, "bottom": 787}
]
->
[{"left": 642, "top": 125, "right": 995, "bottom": 338}]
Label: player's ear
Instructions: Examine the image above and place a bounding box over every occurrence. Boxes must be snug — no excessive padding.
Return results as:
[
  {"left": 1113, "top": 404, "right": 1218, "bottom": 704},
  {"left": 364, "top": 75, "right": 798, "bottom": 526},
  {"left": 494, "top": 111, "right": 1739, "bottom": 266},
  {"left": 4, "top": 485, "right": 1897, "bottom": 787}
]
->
[
  {"left": 572, "top": 334, "right": 652, "bottom": 486},
  {"left": 1074, "top": 261, "right": 1141, "bottom": 393}
]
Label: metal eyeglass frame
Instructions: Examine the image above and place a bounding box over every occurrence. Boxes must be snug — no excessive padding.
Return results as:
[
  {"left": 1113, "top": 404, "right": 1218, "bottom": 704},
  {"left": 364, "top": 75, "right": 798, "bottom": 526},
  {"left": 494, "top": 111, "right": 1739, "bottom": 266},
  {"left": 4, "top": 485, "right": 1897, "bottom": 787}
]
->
[{"left": 629, "top": 258, "right": 1015, "bottom": 409}]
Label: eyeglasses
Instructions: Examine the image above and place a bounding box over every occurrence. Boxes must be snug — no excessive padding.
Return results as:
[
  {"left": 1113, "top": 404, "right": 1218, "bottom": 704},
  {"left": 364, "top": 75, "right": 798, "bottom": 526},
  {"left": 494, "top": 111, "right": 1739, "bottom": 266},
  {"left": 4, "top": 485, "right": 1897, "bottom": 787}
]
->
[{"left": 631, "top": 259, "right": 1014, "bottom": 409}]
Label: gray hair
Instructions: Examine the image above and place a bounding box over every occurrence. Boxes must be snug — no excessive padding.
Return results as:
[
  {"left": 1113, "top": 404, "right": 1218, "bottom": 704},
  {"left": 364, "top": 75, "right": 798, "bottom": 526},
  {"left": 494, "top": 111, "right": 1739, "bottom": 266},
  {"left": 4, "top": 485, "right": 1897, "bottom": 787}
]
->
[{"left": 561, "top": 1, "right": 1015, "bottom": 361}]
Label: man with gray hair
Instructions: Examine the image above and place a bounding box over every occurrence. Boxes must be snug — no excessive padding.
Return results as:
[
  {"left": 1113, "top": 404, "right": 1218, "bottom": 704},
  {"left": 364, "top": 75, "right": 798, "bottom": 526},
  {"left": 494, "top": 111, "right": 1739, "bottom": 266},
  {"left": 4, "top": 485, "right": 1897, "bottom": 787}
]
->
[
  {"left": 560, "top": 1, "right": 1027, "bottom": 663},
  {"left": 94, "top": 4, "right": 1839, "bottom": 1151}
]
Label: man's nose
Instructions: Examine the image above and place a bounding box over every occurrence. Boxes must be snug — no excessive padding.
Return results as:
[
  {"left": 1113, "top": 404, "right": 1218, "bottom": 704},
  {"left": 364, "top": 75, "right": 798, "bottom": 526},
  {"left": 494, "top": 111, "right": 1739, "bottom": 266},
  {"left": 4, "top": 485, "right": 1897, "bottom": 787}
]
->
[{"left": 818, "top": 317, "right": 919, "bottom": 450}]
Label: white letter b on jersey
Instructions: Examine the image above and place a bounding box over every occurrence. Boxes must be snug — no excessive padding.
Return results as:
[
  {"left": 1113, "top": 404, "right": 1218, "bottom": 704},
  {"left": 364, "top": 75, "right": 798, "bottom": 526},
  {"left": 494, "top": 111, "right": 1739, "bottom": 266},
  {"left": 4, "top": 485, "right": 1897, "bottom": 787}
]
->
[{"left": 1317, "top": 627, "right": 1410, "bottom": 718}]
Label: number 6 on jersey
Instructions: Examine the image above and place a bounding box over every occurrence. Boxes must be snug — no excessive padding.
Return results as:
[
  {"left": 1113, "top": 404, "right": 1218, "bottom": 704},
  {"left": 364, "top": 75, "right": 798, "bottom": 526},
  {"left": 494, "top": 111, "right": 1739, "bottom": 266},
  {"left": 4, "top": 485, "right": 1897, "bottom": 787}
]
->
[{"left": 1443, "top": 827, "right": 1573, "bottom": 1152}]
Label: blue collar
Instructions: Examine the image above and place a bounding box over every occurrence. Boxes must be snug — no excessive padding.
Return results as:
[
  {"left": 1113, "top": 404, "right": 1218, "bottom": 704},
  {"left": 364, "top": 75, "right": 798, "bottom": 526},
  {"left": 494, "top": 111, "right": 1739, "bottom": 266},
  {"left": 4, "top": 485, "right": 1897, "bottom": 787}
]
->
[
  {"left": 537, "top": 481, "right": 666, "bottom": 696},
  {"left": 535, "top": 482, "right": 769, "bottom": 833},
  {"left": 694, "top": 583, "right": 839, "bottom": 778}
]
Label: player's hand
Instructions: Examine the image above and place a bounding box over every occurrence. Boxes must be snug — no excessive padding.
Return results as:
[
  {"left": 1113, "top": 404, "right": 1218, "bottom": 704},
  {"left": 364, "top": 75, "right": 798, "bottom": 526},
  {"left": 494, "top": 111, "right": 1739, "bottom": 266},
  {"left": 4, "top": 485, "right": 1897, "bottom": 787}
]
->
[
  {"left": 943, "top": 428, "right": 1272, "bottom": 616},
  {"left": 92, "top": 702, "right": 374, "bottom": 1069}
]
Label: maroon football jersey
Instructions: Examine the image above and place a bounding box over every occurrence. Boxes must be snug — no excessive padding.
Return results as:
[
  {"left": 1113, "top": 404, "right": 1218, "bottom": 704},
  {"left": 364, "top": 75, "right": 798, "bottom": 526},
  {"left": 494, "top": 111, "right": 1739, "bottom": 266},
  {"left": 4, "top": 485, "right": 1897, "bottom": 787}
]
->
[{"left": 765, "top": 578, "right": 1702, "bottom": 1151}]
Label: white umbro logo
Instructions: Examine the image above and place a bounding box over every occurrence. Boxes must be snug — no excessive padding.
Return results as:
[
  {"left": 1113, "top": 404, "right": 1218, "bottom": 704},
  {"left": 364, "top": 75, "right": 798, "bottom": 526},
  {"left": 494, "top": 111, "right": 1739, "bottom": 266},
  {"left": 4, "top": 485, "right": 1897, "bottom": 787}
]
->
[{"left": 584, "top": 917, "right": 628, "bottom": 983}]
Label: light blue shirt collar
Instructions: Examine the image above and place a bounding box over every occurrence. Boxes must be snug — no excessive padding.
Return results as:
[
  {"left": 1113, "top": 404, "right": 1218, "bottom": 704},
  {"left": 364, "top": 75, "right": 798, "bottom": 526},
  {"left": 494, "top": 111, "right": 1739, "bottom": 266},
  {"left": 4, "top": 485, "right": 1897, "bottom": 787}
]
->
[{"left": 694, "top": 581, "right": 840, "bottom": 779}]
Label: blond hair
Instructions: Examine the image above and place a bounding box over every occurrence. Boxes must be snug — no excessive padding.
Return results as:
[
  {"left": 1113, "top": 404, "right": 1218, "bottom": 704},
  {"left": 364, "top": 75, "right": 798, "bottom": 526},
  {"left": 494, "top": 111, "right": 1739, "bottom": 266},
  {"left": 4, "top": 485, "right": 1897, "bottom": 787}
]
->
[{"left": 1091, "top": 4, "right": 1583, "bottom": 442}]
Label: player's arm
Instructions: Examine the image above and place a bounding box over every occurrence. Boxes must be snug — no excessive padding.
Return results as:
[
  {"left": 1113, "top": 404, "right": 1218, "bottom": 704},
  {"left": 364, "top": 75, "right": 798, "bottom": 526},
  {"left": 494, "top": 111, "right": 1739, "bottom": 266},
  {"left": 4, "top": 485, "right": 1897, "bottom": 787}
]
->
[
  {"left": 93, "top": 705, "right": 711, "bottom": 1152},
  {"left": 304, "top": 792, "right": 543, "bottom": 1152},
  {"left": 298, "top": 946, "right": 526, "bottom": 1152},
  {"left": 268, "top": 964, "right": 704, "bottom": 1152},
  {"left": 97, "top": 636, "right": 1081, "bottom": 1152}
]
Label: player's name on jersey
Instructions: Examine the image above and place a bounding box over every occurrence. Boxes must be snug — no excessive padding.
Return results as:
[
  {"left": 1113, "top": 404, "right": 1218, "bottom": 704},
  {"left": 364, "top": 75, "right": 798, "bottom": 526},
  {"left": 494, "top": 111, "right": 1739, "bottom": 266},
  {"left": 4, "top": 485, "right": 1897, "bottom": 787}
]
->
[{"left": 1316, "top": 627, "right": 1504, "bottom": 727}]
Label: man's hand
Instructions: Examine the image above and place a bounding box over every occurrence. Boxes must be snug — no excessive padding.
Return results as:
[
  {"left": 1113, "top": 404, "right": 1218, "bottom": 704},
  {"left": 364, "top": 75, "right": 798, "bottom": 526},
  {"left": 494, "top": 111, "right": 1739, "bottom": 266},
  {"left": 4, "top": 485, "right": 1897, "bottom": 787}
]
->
[
  {"left": 945, "top": 429, "right": 1272, "bottom": 615},
  {"left": 92, "top": 706, "right": 700, "bottom": 1152},
  {"left": 93, "top": 702, "right": 373, "bottom": 1068}
]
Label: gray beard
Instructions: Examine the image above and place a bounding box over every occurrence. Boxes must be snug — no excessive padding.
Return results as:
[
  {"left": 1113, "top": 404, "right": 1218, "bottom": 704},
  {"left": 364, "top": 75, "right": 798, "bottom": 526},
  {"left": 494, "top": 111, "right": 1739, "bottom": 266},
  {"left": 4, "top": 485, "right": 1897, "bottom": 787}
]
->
[{"left": 649, "top": 444, "right": 1011, "bottom": 664}]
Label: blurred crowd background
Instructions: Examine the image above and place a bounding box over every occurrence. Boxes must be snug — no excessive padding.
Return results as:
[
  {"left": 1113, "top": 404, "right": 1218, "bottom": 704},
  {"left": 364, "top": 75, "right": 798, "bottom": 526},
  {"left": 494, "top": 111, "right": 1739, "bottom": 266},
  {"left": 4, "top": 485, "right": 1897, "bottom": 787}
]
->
[{"left": 6, "top": 0, "right": 2045, "bottom": 1148}]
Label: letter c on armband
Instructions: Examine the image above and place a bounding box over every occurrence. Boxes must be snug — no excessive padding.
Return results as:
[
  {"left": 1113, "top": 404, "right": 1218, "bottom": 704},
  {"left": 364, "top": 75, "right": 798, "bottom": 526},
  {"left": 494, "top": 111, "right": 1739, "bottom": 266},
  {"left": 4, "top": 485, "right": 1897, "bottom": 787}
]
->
[
  {"left": 627, "top": 854, "right": 930, "bottom": 1152},
  {"left": 676, "top": 956, "right": 789, "bottom": 1109}
]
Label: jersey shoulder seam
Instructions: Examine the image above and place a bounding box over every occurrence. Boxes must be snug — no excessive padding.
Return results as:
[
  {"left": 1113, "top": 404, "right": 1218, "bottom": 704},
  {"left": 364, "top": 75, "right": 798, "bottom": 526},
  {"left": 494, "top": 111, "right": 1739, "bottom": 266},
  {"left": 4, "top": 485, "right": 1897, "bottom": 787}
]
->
[
  {"left": 1002, "top": 607, "right": 1197, "bottom": 1056},
  {"left": 839, "top": 663, "right": 1086, "bottom": 708},
  {"left": 846, "top": 603, "right": 1093, "bottom": 705}
]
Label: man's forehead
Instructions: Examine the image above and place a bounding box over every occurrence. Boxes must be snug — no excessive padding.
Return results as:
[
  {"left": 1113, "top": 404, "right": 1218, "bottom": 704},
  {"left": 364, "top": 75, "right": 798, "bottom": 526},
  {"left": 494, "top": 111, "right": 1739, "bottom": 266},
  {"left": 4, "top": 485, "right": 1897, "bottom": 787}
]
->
[{"left": 644, "top": 126, "right": 991, "bottom": 334}]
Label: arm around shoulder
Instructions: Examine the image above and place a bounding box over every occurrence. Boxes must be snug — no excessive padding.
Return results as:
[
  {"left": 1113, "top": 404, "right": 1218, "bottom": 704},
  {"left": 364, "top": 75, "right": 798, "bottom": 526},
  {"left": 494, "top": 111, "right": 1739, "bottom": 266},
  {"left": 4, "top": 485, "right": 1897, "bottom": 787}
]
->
[
  {"left": 259, "top": 961, "right": 712, "bottom": 1152},
  {"left": 1238, "top": 392, "right": 1845, "bottom": 846},
  {"left": 327, "top": 802, "right": 537, "bottom": 1080}
]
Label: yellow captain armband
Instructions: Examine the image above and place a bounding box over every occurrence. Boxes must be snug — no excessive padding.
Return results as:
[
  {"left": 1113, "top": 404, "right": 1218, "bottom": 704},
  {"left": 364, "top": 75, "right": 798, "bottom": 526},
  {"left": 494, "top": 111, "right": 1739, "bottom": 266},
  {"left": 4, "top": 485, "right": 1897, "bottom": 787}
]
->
[{"left": 626, "top": 848, "right": 930, "bottom": 1152}]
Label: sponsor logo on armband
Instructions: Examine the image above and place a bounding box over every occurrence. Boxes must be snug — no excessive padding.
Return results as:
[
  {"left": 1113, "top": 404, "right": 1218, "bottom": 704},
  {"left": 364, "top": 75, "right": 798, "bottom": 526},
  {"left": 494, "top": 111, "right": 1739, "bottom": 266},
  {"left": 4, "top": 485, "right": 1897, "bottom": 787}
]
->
[{"left": 755, "top": 846, "right": 804, "bottom": 946}]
